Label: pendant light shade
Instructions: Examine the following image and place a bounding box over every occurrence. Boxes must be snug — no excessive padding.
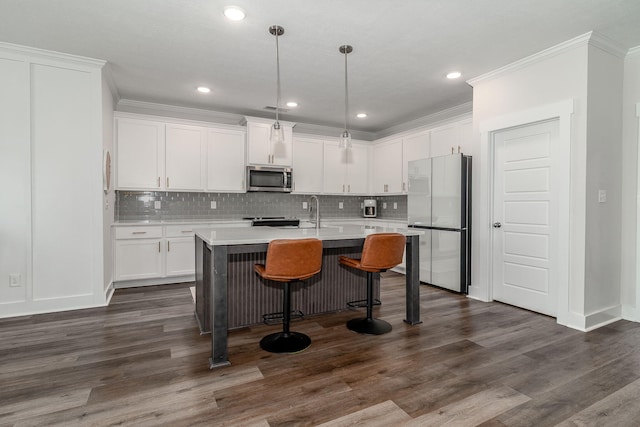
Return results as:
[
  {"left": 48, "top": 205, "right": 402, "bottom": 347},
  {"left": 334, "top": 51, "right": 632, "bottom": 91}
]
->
[
  {"left": 339, "top": 45, "right": 353, "bottom": 149},
  {"left": 270, "top": 25, "right": 285, "bottom": 145}
]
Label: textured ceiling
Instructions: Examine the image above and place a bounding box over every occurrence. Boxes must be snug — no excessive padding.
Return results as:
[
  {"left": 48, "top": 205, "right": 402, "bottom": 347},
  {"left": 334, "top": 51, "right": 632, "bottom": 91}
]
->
[{"left": 1, "top": 0, "right": 640, "bottom": 134}]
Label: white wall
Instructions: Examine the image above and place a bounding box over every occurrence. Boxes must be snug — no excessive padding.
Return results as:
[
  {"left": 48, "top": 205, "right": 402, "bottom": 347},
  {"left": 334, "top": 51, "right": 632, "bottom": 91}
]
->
[
  {"left": 0, "top": 43, "right": 109, "bottom": 317},
  {"left": 102, "top": 72, "right": 116, "bottom": 300},
  {"left": 468, "top": 33, "right": 626, "bottom": 330},
  {"left": 621, "top": 48, "right": 640, "bottom": 319}
]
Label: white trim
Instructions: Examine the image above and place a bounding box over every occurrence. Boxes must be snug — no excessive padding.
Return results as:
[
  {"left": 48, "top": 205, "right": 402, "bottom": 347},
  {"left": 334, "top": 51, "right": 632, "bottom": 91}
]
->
[
  {"left": 588, "top": 32, "right": 628, "bottom": 59},
  {"left": 240, "top": 115, "right": 296, "bottom": 128},
  {"left": 374, "top": 102, "right": 473, "bottom": 140},
  {"left": 635, "top": 103, "right": 640, "bottom": 322},
  {"left": 117, "top": 99, "right": 245, "bottom": 126},
  {"left": 104, "top": 281, "right": 115, "bottom": 305},
  {"left": 626, "top": 46, "right": 640, "bottom": 58},
  {"left": 476, "top": 99, "right": 574, "bottom": 327},
  {"left": 0, "top": 41, "right": 105, "bottom": 69},
  {"left": 468, "top": 33, "right": 592, "bottom": 86},
  {"left": 114, "top": 111, "right": 246, "bottom": 133}
]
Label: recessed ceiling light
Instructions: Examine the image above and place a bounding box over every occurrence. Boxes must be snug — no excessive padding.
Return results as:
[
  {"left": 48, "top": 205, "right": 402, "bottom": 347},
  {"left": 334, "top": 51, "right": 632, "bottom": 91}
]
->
[
  {"left": 286, "top": 101, "right": 298, "bottom": 107},
  {"left": 197, "top": 86, "right": 211, "bottom": 93},
  {"left": 446, "top": 71, "right": 462, "bottom": 79},
  {"left": 224, "top": 6, "right": 245, "bottom": 21},
  {"left": 356, "top": 113, "right": 367, "bottom": 118}
]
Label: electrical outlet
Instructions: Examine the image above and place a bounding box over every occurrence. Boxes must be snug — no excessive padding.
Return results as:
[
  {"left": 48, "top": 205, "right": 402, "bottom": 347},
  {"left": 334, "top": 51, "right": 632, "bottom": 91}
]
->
[
  {"left": 154, "top": 201, "right": 161, "bottom": 209},
  {"left": 211, "top": 201, "right": 217, "bottom": 209},
  {"left": 598, "top": 189, "right": 607, "bottom": 203},
  {"left": 383, "top": 202, "right": 387, "bottom": 209},
  {"left": 302, "top": 202, "right": 308, "bottom": 209},
  {"left": 393, "top": 202, "right": 398, "bottom": 210},
  {"left": 9, "top": 274, "right": 21, "bottom": 287},
  {"left": 338, "top": 202, "right": 344, "bottom": 209}
]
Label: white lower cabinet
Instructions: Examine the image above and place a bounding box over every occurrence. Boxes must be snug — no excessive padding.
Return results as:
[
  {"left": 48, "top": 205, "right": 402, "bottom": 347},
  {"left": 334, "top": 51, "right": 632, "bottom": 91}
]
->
[
  {"left": 114, "top": 222, "right": 250, "bottom": 286},
  {"left": 114, "top": 226, "right": 163, "bottom": 281}
]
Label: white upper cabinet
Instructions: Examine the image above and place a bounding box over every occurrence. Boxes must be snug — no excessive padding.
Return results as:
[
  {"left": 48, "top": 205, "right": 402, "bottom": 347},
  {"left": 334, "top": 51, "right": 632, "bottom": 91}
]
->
[
  {"left": 165, "top": 123, "right": 205, "bottom": 191},
  {"left": 292, "top": 136, "right": 324, "bottom": 194},
  {"left": 245, "top": 117, "right": 294, "bottom": 166},
  {"left": 116, "top": 118, "right": 165, "bottom": 190},
  {"left": 430, "top": 118, "right": 473, "bottom": 157},
  {"left": 323, "top": 140, "right": 369, "bottom": 195},
  {"left": 402, "top": 130, "right": 430, "bottom": 192},
  {"left": 206, "top": 128, "right": 245, "bottom": 192},
  {"left": 372, "top": 138, "right": 403, "bottom": 194}
]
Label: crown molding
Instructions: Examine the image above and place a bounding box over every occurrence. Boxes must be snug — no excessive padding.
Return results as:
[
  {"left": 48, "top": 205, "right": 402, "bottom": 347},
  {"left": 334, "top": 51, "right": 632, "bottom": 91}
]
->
[
  {"left": 116, "top": 99, "right": 245, "bottom": 126},
  {"left": 373, "top": 102, "right": 473, "bottom": 140},
  {"left": 589, "top": 32, "right": 627, "bottom": 58},
  {"left": 294, "top": 122, "right": 375, "bottom": 141},
  {"left": 0, "top": 41, "right": 105, "bottom": 69},
  {"left": 467, "top": 32, "right": 593, "bottom": 86},
  {"left": 102, "top": 65, "right": 120, "bottom": 105},
  {"left": 627, "top": 45, "right": 640, "bottom": 58}
]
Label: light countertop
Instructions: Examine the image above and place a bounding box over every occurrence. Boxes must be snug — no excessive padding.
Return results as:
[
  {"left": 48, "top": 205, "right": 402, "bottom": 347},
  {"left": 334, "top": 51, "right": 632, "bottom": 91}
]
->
[{"left": 194, "top": 224, "right": 422, "bottom": 246}]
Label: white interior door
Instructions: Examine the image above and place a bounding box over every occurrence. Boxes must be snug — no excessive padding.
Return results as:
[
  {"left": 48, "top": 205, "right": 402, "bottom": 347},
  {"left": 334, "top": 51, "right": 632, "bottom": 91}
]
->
[{"left": 492, "top": 119, "right": 559, "bottom": 316}]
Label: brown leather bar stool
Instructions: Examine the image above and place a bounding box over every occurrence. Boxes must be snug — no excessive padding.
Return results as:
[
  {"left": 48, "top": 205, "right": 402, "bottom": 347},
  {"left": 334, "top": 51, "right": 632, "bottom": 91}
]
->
[
  {"left": 339, "top": 233, "right": 406, "bottom": 335},
  {"left": 254, "top": 238, "right": 323, "bottom": 353}
]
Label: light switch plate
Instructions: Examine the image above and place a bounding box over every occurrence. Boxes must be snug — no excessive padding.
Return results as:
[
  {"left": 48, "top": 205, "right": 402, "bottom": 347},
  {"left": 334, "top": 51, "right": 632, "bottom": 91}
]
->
[
  {"left": 302, "top": 202, "right": 308, "bottom": 209},
  {"left": 9, "top": 273, "right": 21, "bottom": 287},
  {"left": 598, "top": 189, "right": 607, "bottom": 203}
]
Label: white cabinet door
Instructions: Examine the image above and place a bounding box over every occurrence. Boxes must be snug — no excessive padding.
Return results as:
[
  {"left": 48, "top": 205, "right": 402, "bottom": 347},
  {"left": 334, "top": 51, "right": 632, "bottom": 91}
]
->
[
  {"left": 458, "top": 119, "right": 473, "bottom": 155},
  {"left": 165, "top": 237, "right": 195, "bottom": 276},
  {"left": 345, "top": 143, "right": 369, "bottom": 194},
  {"left": 165, "top": 124, "right": 205, "bottom": 191},
  {"left": 206, "top": 128, "right": 245, "bottom": 192},
  {"left": 372, "top": 138, "right": 402, "bottom": 194},
  {"left": 323, "top": 141, "right": 347, "bottom": 194},
  {"left": 292, "top": 137, "right": 323, "bottom": 193},
  {"left": 402, "top": 131, "right": 430, "bottom": 192},
  {"left": 116, "top": 118, "right": 164, "bottom": 189},
  {"left": 115, "top": 239, "right": 163, "bottom": 280},
  {"left": 246, "top": 121, "right": 293, "bottom": 166},
  {"left": 430, "top": 125, "right": 459, "bottom": 158}
]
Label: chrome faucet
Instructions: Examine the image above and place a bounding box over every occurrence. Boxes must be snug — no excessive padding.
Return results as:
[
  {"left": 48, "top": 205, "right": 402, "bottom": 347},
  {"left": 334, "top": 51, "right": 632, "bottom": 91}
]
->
[{"left": 309, "top": 195, "right": 320, "bottom": 229}]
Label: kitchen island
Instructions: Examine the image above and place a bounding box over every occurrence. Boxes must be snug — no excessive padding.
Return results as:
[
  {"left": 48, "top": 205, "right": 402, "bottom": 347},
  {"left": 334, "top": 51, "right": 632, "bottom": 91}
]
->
[{"left": 194, "top": 224, "right": 423, "bottom": 369}]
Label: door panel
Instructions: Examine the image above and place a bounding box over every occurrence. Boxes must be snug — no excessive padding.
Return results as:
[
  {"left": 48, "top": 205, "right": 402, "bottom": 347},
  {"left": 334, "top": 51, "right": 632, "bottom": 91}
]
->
[{"left": 492, "top": 119, "right": 558, "bottom": 316}]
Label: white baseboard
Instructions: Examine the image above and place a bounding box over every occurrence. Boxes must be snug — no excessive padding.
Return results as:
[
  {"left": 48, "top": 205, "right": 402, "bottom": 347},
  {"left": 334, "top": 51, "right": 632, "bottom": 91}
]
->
[
  {"left": 562, "top": 305, "right": 623, "bottom": 332},
  {"left": 114, "top": 275, "right": 195, "bottom": 289}
]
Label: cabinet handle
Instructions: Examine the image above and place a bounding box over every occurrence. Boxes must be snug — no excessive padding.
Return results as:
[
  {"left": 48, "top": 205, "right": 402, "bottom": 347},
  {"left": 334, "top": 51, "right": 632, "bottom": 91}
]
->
[
  {"left": 167, "top": 241, "right": 170, "bottom": 251},
  {"left": 157, "top": 177, "right": 161, "bottom": 187},
  {"left": 181, "top": 230, "right": 193, "bottom": 233},
  {"left": 348, "top": 184, "right": 351, "bottom": 193},
  {"left": 342, "top": 184, "right": 345, "bottom": 193},
  {"left": 402, "top": 182, "right": 406, "bottom": 192},
  {"left": 132, "top": 231, "right": 147, "bottom": 235},
  {"left": 166, "top": 177, "right": 170, "bottom": 187},
  {"left": 451, "top": 146, "right": 454, "bottom": 154},
  {"left": 158, "top": 242, "right": 161, "bottom": 252},
  {"left": 458, "top": 145, "right": 461, "bottom": 154}
]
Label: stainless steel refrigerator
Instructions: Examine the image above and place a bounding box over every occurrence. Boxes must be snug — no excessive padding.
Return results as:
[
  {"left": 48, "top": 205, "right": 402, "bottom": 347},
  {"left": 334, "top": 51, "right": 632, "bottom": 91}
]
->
[{"left": 407, "top": 154, "right": 471, "bottom": 293}]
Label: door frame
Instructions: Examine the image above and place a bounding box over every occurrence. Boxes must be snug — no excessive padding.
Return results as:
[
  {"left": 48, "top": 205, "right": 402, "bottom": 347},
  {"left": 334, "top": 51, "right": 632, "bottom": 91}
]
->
[{"left": 474, "top": 99, "right": 574, "bottom": 327}]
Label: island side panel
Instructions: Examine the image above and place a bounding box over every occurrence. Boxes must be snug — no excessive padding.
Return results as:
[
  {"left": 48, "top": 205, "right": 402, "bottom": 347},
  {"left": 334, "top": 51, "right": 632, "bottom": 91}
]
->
[
  {"left": 209, "top": 244, "right": 230, "bottom": 369},
  {"left": 404, "top": 234, "right": 422, "bottom": 325},
  {"left": 194, "top": 236, "right": 209, "bottom": 334}
]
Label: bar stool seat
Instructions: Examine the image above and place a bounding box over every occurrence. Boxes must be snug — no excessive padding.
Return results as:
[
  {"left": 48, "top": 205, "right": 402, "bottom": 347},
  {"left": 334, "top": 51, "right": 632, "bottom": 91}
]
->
[
  {"left": 339, "top": 233, "right": 406, "bottom": 335},
  {"left": 254, "top": 238, "right": 323, "bottom": 353}
]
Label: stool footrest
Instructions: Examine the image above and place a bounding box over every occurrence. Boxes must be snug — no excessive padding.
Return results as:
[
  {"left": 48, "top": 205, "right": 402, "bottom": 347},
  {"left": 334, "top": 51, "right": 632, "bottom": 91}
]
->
[
  {"left": 347, "top": 298, "right": 381, "bottom": 309},
  {"left": 262, "top": 310, "right": 304, "bottom": 325}
]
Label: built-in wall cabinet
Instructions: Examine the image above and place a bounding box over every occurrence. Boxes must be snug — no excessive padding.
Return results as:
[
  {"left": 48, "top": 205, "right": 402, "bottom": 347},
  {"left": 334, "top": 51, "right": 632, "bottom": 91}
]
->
[
  {"left": 323, "top": 140, "right": 370, "bottom": 195},
  {"left": 292, "top": 136, "right": 324, "bottom": 193},
  {"left": 370, "top": 117, "right": 471, "bottom": 195},
  {"left": 243, "top": 117, "right": 295, "bottom": 166},
  {"left": 115, "top": 114, "right": 245, "bottom": 192}
]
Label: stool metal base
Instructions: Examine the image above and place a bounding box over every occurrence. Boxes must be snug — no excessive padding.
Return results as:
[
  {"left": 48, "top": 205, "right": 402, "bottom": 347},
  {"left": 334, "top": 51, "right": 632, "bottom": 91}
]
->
[
  {"left": 260, "top": 332, "right": 311, "bottom": 353},
  {"left": 347, "top": 318, "right": 392, "bottom": 335}
]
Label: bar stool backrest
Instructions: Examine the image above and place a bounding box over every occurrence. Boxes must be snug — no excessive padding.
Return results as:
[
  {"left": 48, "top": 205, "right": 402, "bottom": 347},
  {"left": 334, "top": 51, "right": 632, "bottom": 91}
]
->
[
  {"left": 262, "top": 238, "right": 323, "bottom": 281},
  {"left": 360, "top": 233, "right": 406, "bottom": 271}
]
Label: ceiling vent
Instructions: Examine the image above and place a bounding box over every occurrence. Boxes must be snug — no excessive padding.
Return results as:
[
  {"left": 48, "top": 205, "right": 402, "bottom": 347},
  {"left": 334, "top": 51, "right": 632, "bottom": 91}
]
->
[{"left": 264, "top": 105, "right": 290, "bottom": 113}]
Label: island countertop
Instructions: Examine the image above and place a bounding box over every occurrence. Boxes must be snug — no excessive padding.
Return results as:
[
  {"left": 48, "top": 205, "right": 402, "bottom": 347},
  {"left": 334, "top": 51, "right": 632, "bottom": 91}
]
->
[{"left": 193, "top": 224, "right": 423, "bottom": 246}]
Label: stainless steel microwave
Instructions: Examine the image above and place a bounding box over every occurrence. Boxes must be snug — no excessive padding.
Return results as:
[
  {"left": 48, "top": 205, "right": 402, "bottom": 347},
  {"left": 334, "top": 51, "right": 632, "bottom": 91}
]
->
[{"left": 246, "top": 165, "right": 293, "bottom": 192}]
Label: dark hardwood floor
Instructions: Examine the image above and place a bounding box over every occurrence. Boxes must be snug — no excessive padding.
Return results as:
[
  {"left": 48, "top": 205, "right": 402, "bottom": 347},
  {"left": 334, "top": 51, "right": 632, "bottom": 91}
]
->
[{"left": 2, "top": 272, "right": 640, "bottom": 426}]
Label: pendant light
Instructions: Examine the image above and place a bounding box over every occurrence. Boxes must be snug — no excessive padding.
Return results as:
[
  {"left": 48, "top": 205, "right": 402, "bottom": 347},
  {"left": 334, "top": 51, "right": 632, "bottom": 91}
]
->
[
  {"left": 269, "top": 25, "right": 285, "bottom": 145},
  {"left": 339, "top": 45, "right": 353, "bottom": 149}
]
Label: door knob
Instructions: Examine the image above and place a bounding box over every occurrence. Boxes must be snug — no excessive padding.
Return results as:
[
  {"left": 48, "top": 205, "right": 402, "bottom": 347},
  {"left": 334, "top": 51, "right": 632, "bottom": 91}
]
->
[{"left": 493, "top": 222, "right": 502, "bottom": 228}]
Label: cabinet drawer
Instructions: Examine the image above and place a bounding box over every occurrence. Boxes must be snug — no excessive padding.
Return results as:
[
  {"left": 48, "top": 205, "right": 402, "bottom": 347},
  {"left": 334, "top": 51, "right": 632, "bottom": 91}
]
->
[
  {"left": 165, "top": 225, "right": 197, "bottom": 238},
  {"left": 115, "top": 226, "right": 163, "bottom": 239}
]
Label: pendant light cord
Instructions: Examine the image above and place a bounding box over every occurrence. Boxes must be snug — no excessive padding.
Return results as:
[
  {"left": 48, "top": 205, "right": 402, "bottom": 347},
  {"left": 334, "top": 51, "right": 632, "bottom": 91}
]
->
[
  {"left": 343, "top": 48, "right": 349, "bottom": 133},
  {"left": 275, "top": 30, "right": 281, "bottom": 124}
]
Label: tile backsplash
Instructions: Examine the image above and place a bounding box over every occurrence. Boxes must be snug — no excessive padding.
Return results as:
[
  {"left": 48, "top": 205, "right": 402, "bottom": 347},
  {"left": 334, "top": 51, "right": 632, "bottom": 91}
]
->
[{"left": 115, "top": 191, "right": 407, "bottom": 222}]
